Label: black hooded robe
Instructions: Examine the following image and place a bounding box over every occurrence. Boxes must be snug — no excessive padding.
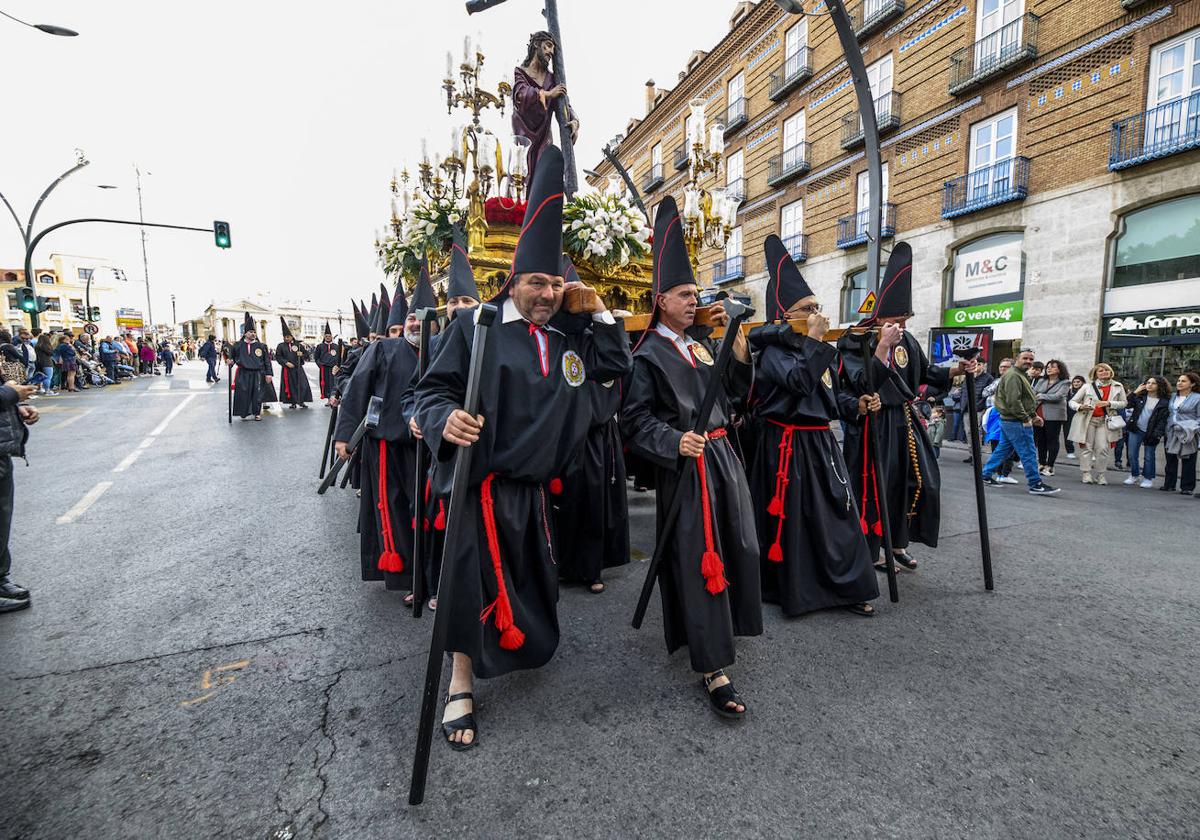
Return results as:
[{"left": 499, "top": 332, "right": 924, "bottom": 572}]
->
[
  {"left": 838, "top": 330, "right": 948, "bottom": 555},
  {"left": 276, "top": 341, "right": 314, "bottom": 406},
  {"left": 414, "top": 307, "right": 632, "bottom": 679},
  {"left": 335, "top": 338, "right": 420, "bottom": 590},
  {"left": 400, "top": 330, "right": 449, "bottom": 600},
  {"left": 553, "top": 380, "right": 630, "bottom": 585},
  {"left": 621, "top": 328, "right": 763, "bottom": 674},
  {"left": 229, "top": 338, "right": 274, "bottom": 418},
  {"left": 748, "top": 325, "right": 879, "bottom": 616},
  {"left": 313, "top": 341, "right": 340, "bottom": 399}
]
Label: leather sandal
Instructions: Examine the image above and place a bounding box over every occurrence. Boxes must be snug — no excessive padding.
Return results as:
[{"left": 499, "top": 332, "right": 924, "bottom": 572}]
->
[
  {"left": 893, "top": 552, "right": 918, "bottom": 570},
  {"left": 702, "top": 670, "right": 747, "bottom": 720},
  {"left": 442, "top": 692, "right": 478, "bottom": 751}
]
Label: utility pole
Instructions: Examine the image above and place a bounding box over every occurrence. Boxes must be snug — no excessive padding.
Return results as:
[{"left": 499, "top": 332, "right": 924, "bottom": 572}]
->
[
  {"left": 134, "top": 165, "right": 154, "bottom": 337},
  {"left": 171, "top": 293, "right": 177, "bottom": 326}
]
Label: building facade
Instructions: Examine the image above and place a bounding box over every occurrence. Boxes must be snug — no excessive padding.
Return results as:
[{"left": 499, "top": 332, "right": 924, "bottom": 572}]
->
[
  {"left": 181, "top": 298, "right": 349, "bottom": 345},
  {"left": 590, "top": 0, "right": 1200, "bottom": 381},
  {"left": 2, "top": 254, "right": 142, "bottom": 337}
]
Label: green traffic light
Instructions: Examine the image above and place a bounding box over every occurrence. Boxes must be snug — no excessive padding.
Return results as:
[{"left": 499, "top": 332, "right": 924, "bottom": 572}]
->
[{"left": 214, "top": 220, "right": 231, "bottom": 249}]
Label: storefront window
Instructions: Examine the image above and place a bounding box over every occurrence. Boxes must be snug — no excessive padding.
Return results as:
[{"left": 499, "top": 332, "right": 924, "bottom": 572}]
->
[
  {"left": 841, "top": 268, "right": 880, "bottom": 323},
  {"left": 1112, "top": 195, "right": 1200, "bottom": 287}
]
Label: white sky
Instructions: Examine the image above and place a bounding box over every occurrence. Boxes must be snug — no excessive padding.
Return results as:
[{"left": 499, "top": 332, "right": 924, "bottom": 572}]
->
[{"left": 3, "top": 1, "right": 735, "bottom": 323}]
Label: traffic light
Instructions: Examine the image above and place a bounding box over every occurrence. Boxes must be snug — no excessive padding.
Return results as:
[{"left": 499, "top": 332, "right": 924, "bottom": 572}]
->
[
  {"left": 213, "top": 220, "right": 231, "bottom": 249},
  {"left": 89, "top": 306, "right": 101, "bottom": 321},
  {"left": 17, "top": 288, "right": 37, "bottom": 313}
]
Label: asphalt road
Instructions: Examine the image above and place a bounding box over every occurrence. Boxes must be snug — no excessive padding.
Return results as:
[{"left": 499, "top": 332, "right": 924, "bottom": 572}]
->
[{"left": 2, "top": 359, "right": 1198, "bottom": 839}]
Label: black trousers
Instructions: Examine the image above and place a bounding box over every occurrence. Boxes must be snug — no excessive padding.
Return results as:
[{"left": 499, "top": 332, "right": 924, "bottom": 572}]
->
[
  {"left": 1163, "top": 451, "right": 1197, "bottom": 492},
  {"left": 104, "top": 360, "right": 117, "bottom": 381},
  {"left": 1035, "top": 420, "right": 1064, "bottom": 468},
  {"left": 0, "top": 456, "right": 13, "bottom": 580}
]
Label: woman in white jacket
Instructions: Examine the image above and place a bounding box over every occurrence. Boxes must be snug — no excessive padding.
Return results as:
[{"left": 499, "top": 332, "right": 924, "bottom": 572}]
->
[{"left": 1068, "top": 363, "right": 1128, "bottom": 485}]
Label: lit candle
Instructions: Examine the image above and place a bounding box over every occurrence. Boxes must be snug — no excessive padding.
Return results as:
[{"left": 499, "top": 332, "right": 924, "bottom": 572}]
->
[
  {"left": 689, "top": 98, "right": 707, "bottom": 134},
  {"left": 390, "top": 197, "right": 398, "bottom": 219},
  {"left": 421, "top": 138, "right": 428, "bottom": 161},
  {"left": 464, "top": 35, "right": 471, "bottom": 63},
  {"left": 683, "top": 186, "right": 701, "bottom": 220},
  {"left": 446, "top": 51, "right": 453, "bottom": 77},
  {"left": 709, "top": 125, "right": 725, "bottom": 156},
  {"left": 476, "top": 30, "right": 483, "bottom": 57},
  {"left": 450, "top": 127, "right": 458, "bottom": 156}
]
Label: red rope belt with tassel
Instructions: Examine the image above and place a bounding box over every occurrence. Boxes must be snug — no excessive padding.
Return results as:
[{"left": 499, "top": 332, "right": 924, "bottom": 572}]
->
[
  {"left": 376, "top": 439, "right": 404, "bottom": 573},
  {"left": 479, "top": 473, "right": 527, "bottom": 650},
  {"left": 696, "top": 428, "right": 731, "bottom": 595},
  {"left": 763, "top": 419, "right": 830, "bottom": 562},
  {"left": 859, "top": 415, "right": 884, "bottom": 537}
]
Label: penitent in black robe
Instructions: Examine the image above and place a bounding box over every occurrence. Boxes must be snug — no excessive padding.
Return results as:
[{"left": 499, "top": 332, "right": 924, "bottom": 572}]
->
[
  {"left": 553, "top": 380, "right": 630, "bottom": 585},
  {"left": 415, "top": 304, "right": 632, "bottom": 679},
  {"left": 335, "top": 337, "right": 419, "bottom": 590},
  {"left": 275, "top": 341, "right": 314, "bottom": 406},
  {"left": 400, "top": 330, "right": 448, "bottom": 599},
  {"left": 838, "top": 329, "right": 949, "bottom": 555},
  {"left": 229, "top": 338, "right": 274, "bottom": 418},
  {"left": 312, "top": 341, "right": 340, "bottom": 399},
  {"left": 621, "top": 328, "right": 762, "bottom": 674},
  {"left": 748, "top": 325, "right": 879, "bottom": 616}
]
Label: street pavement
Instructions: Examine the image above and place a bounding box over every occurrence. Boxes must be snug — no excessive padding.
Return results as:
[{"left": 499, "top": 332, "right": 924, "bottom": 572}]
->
[{"left": 2, "top": 360, "right": 1198, "bottom": 839}]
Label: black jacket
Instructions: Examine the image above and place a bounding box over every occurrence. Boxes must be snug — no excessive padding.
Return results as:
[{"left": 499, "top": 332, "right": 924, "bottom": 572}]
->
[
  {"left": 0, "top": 385, "right": 29, "bottom": 459},
  {"left": 1127, "top": 391, "right": 1170, "bottom": 445}
]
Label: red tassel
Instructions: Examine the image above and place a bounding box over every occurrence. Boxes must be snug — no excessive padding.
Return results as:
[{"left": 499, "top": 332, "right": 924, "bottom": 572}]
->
[
  {"left": 377, "top": 550, "right": 404, "bottom": 573},
  {"left": 767, "top": 542, "right": 783, "bottom": 563},
  {"left": 499, "top": 625, "right": 526, "bottom": 650},
  {"left": 434, "top": 502, "right": 446, "bottom": 531},
  {"left": 860, "top": 515, "right": 869, "bottom": 534},
  {"left": 701, "top": 550, "right": 727, "bottom": 594},
  {"left": 478, "top": 473, "right": 524, "bottom": 649},
  {"left": 872, "top": 521, "right": 883, "bottom": 536},
  {"left": 767, "top": 495, "right": 784, "bottom": 518},
  {"left": 549, "top": 477, "right": 563, "bottom": 495}
]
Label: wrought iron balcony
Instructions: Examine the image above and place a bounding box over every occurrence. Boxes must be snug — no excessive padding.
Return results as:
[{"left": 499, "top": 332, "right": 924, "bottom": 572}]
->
[
  {"left": 942, "top": 157, "right": 1030, "bottom": 218},
  {"left": 725, "top": 97, "right": 748, "bottom": 133},
  {"left": 766, "top": 142, "right": 812, "bottom": 186},
  {"left": 725, "top": 177, "right": 746, "bottom": 202},
  {"left": 1120, "top": 0, "right": 1154, "bottom": 7},
  {"left": 712, "top": 255, "right": 745, "bottom": 284},
  {"left": 949, "top": 14, "right": 1040, "bottom": 95},
  {"left": 768, "top": 47, "right": 814, "bottom": 101},
  {"left": 782, "top": 232, "right": 809, "bottom": 263},
  {"left": 674, "top": 143, "right": 690, "bottom": 171},
  {"left": 642, "top": 163, "right": 665, "bottom": 193},
  {"left": 1109, "top": 93, "right": 1200, "bottom": 171},
  {"left": 840, "top": 91, "right": 903, "bottom": 149},
  {"left": 837, "top": 203, "right": 897, "bottom": 249},
  {"left": 852, "top": 0, "right": 906, "bottom": 40}
]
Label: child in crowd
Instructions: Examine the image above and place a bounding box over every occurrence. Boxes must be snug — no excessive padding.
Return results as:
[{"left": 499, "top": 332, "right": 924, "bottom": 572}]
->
[{"left": 929, "top": 405, "right": 947, "bottom": 459}]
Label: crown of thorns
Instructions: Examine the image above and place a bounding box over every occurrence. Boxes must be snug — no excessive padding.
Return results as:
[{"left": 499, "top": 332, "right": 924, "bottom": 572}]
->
[{"left": 528, "top": 31, "right": 554, "bottom": 48}]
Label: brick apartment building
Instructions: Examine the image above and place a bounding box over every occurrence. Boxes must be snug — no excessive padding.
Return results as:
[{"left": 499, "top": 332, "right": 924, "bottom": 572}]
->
[{"left": 588, "top": 0, "right": 1200, "bottom": 381}]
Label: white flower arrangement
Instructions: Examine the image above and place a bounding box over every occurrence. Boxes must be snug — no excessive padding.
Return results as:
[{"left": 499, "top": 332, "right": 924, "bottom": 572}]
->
[
  {"left": 563, "top": 192, "right": 650, "bottom": 274},
  {"left": 376, "top": 191, "right": 467, "bottom": 282}
]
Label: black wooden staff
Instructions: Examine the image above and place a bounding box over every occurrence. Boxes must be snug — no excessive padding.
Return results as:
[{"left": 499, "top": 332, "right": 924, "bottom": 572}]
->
[
  {"left": 411, "top": 308, "right": 438, "bottom": 619},
  {"left": 319, "top": 405, "right": 338, "bottom": 479},
  {"left": 631, "top": 299, "right": 754, "bottom": 630},
  {"left": 409, "top": 303, "right": 497, "bottom": 806},
  {"left": 317, "top": 396, "right": 381, "bottom": 495},
  {"left": 859, "top": 336, "right": 900, "bottom": 603},
  {"left": 959, "top": 348, "right": 994, "bottom": 590},
  {"left": 226, "top": 355, "right": 233, "bottom": 425}
]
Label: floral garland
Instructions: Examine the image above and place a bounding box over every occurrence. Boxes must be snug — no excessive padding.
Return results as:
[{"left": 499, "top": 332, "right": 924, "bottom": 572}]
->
[
  {"left": 562, "top": 192, "right": 650, "bottom": 274},
  {"left": 377, "top": 192, "right": 467, "bottom": 283}
]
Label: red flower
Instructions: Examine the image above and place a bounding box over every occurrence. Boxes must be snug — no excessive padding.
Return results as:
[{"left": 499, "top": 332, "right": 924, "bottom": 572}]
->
[{"left": 484, "top": 197, "right": 527, "bottom": 226}]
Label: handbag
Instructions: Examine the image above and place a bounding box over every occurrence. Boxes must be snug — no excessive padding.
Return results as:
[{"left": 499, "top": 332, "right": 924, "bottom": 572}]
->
[
  {"left": 1107, "top": 412, "right": 1126, "bottom": 431},
  {"left": 1, "top": 359, "right": 27, "bottom": 385}
]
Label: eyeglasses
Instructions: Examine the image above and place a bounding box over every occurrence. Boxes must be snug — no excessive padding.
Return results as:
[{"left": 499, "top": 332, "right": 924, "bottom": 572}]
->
[{"left": 792, "top": 303, "right": 822, "bottom": 314}]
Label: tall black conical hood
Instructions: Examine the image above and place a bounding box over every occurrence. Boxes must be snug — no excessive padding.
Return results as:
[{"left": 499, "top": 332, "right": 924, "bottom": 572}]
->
[
  {"left": 874, "top": 241, "right": 913, "bottom": 320},
  {"left": 409, "top": 258, "right": 437, "bottom": 311},
  {"left": 652, "top": 195, "right": 694, "bottom": 299},
  {"left": 278, "top": 315, "right": 294, "bottom": 339},
  {"left": 386, "top": 282, "right": 409, "bottom": 329},
  {"left": 368, "top": 292, "right": 379, "bottom": 331},
  {"left": 447, "top": 222, "right": 481, "bottom": 301},
  {"left": 242, "top": 312, "right": 256, "bottom": 335},
  {"left": 373, "top": 285, "right": 390, "bottom": 336},
  {"left": 764, "top": 234, "right": 815, "bottom": 322},
  {"left": 493, "top": 144, "right": 564, "bottom": 303},
  {"left": 323, "top": 321, "right": 333, "bottom": 337},
  {"left": 352, "top": 301, "right": 369, "bottom": 339}
]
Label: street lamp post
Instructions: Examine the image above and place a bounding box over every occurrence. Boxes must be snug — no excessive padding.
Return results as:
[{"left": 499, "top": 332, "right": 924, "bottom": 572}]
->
[
  {"left": 134, "top": 165, "right": 154, "bottom": 339},
  {"left": 171, "top": 294, "right": 177, "bottom": 326},
  {"left": 0, "top": 8, "right": 79, "bottom": 36}
]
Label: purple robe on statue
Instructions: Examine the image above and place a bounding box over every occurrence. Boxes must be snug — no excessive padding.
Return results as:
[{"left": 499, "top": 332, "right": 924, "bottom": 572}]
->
[{"left": 512, "top": 64, "right": 573, "bottom": 183}]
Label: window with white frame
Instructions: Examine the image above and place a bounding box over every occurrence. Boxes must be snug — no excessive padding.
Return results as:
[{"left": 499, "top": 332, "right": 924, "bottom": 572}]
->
[
  {"left": 856, "top": 55, "right": 894, "bottom": 133},
  {"left": 842, "top": 269, "right": 871, "bottom": 324},
  {"left": 1146, "top": 28, "right": 1200, "bottom": 144},
  {"left": 968, "top": 108, "right": 1017, "bottom": 198},
  {"left": 782, "top": 111, "right": 806, "bottom": 171},
  {"left": 726, "top": 149, "right": 744, "bottom": 199},
  {"left": 725, "top": 225, "right": 743, "bottom": 277},
  {"left": 651, "top": 142, "right": 662, "bottom": 178},
  {"left": 855, "top": 164, "right": 889, "bottom": 235},
  {"left": 785, "top": 20, "right": 807, "bottom": 76},
  {"left": 727, "top": 72, "right": 745, "bottom": 123},
  {"left": 780, "top": 199, "right": 803, "bottom": 254},
  {"left": 975, "top": 0, "right": 1024, "bottom": 68}
]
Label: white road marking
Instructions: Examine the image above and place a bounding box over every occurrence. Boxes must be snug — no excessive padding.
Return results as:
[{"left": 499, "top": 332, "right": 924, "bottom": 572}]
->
[
  {"left": 149, "top": 381, "right": 170, "bottom": 390},
  {"left": 50, "top": 408, "right": 94, "bottom": 430},
  {"left": 149, "top": 394, "right": 196, "bottom": 436},
  {"left": 56, "top": 481, "right": 113, "bottom": 524},
  {"left": 188, "top": 380, "right": 212, "bottom": 390},
  {"left": 112, "top": 394, "right": 197, "bottom": 472}
]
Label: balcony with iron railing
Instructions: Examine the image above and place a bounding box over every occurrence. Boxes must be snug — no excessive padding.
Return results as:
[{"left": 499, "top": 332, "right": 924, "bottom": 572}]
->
[
  {"left": 852, "top": 0, "right": 905, "bottom": 40},
  {"left": 1109, "top": 93, "right": 1200, "bottom": 171},
  {"left": 1120, "top": 0, "right": 1154, "bottom": 8},
  {"left": 768, "top": 46, "right": 814, "bottom": 101},
  {"left": 837, "top": 203, "right": 897, "bottom": 249},
  {"left": 712, "top": 255, "right": 745, "bottom": 284},
  {"left": 766, "top": 142, "right": 812, "bottom": 186},
  {"left": 841, "top": 91, "right": 903, "bottom": 149},
  {"left": 725, "top": 177, "right": 746, "bottom": 201},
  {"left": 643, "top": 163, "right": 665, "bottom": 193},
  {"left": 782, "top": 232, "right": 809, "bottom": 263},
  {"left": 674, "top": 143, "right": 690, "bottom": 171},
  {"left": 949, "top": 14, "right": 1040, "bottom": 95},
  {"left": 942, "top": 157, "right": 1030, "bottom": 218},
  {"left": 725, "top": 97, "right": 748, "bottom": 133}
]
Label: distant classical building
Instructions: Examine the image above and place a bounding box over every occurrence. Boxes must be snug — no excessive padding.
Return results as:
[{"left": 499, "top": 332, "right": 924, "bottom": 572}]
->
[
  {"left": 591, "top": 0, "right": 1200, "bottom": 382},
  {"left": 2, "top": 254, "right": 144, "bottom": 337},
  {"left": 182, "top": 298, "right": 349, "bottom": 344}
]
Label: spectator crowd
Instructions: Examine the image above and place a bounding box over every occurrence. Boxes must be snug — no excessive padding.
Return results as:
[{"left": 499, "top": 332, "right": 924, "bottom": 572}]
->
[{"left": 0, "top": 328, "right": 196, "bottom": 396}]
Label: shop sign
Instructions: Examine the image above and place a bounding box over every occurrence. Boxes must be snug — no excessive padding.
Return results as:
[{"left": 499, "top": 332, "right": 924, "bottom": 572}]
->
[
  {"left": 1106, "top": 311, "right": 1200, "bottom": 338},
  {"left": 953, "top": 238, "right": 1023, "bottom": 303},
  {"left": 116, "top": 308, "right": 144, "bottom": 329},
  {"left": 943, "top": 300, "right": 1023, "bottom": 327}
]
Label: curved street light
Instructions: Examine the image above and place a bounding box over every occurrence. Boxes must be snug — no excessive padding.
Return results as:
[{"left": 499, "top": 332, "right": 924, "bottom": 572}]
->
[{"left": 0, "top": 9, "right": 78, "bottom": 36}]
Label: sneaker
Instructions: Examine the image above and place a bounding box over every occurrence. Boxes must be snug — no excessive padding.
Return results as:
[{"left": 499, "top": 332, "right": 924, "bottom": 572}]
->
[
  {"left": 1067, "top": 453, "right": 1077, "bottom": 460},
  {"left": 998, "top": 475, "right": 1019, "bottom": 485},
  {"left": 1082, "top": 473, "right": 1094, "bottom": 484},
  {"left": 1097, "top": 474, "right": 1108, "bottom": 486},
  {"left": 1140, "top": 479, "right": 1154, "bottom": 488},
  {"left": 1029, "top": 483, "right": 1061, "bottom": 495},
  {"left": 982, "top": 474, "right": 1002, "bottom": 487},
  {"left": 1044, "top": 467, "right": 1055, "bottom": 476},
  {"left": 1123, "top": 476, "right": 1138, "bottom": 485}
]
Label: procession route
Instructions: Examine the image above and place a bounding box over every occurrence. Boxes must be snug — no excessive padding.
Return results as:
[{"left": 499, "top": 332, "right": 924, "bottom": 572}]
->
[{"left": 55, "top": 481, "right": 113, "bottom": 524}]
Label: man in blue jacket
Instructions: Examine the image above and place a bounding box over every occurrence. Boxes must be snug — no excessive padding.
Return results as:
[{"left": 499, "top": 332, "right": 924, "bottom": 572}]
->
[
  {"left": 98, "top": 336, "right": 120, "bottom": 384},
  {"left": 198, "top": 335, "right": 219, "bottom": 383}
]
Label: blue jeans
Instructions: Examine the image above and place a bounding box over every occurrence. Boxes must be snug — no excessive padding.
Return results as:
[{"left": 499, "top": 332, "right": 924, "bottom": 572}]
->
[
  {"left": 983, "top": 419, "right": 1042, "bottom": 488},
  {"left": 38, "top": 366, "right": 54, "bottom": 391},
  {"left": 206, "top": 358, "right": 217, "bottom": 381},
  {"left": 1126, "top": 429, "right": 1157, "bottom": 479}
]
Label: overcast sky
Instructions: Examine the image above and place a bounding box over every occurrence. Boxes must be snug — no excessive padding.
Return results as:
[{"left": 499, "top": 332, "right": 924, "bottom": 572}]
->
[{"left": 2, "top": 1, "right": 735, "bottom": 322}]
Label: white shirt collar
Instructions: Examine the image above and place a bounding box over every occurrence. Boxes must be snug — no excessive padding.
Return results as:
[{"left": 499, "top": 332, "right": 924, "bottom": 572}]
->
[
  {"left": 498, "top": 297, "right": 563, "bottom": 334},
  {"left": 655, "top": 321, "right": 694, "bottom": 347}
]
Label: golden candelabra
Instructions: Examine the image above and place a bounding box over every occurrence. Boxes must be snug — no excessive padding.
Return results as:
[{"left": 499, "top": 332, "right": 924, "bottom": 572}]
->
[
  {"left": 680, "top": 97, "right": 741, "bottom": 270},
  {"left": 443, "top": 37, "right": 511, "bottom": 129}
]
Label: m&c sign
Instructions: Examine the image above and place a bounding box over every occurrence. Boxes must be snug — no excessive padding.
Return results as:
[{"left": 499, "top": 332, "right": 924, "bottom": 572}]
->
[{"left": 952, "top": 237, "right": 1023, "bottom": 303}]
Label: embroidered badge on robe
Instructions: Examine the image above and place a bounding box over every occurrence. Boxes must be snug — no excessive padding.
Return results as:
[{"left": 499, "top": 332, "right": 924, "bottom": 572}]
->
[
  {"left": 691, "top": 343, "right": 714, "bottom": 366},
  {"left": 893, "top": 346, "right": 909, "bottom": 368},
  {"left": 562, "top": 350, "right": 586, "bottom": 387},
  {"left": 254, "top": 348, "right": 263, "bottom": 357},
  {"left": 822, "top": 368, "right": 833, "bottom": 389}
]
